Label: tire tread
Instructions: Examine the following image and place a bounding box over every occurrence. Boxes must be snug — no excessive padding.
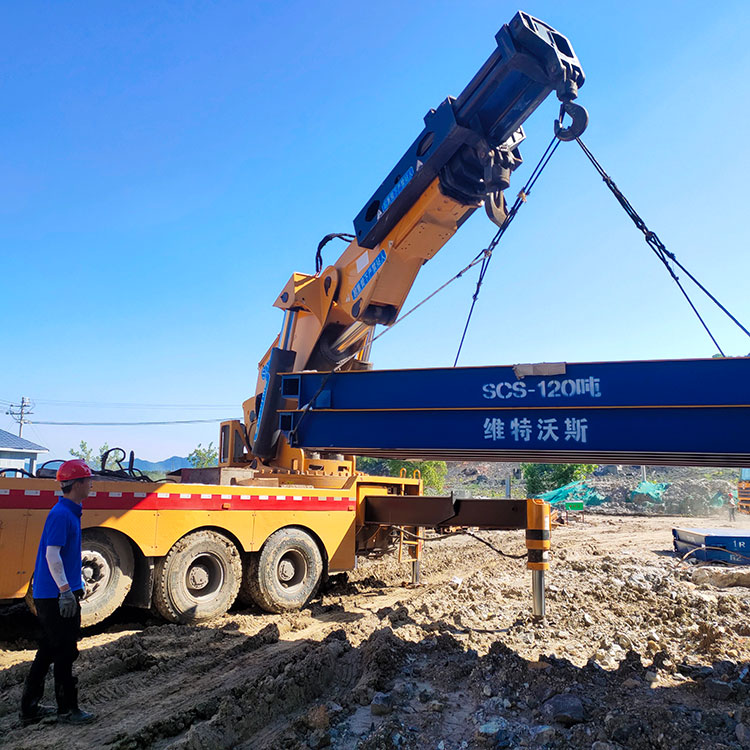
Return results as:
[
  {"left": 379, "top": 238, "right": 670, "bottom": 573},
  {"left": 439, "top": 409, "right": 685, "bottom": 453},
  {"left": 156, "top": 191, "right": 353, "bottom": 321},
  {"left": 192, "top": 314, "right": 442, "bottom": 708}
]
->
[
  {"left": 152, "top": 530, "right": 241, "bottom": 623},
  {"left": 242, "top": 528, "right": 323, "bottom": 613}
]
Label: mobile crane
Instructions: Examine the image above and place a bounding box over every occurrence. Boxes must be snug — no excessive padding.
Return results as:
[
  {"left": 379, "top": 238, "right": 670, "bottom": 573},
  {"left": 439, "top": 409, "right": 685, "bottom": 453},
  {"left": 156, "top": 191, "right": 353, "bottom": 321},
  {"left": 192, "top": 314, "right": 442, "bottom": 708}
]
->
[
  {"left": 2, "top": 11, "right": 587, "bottom": 625},
  {"left": 217, "top": 10, "right": 587, "bottom": 478}
]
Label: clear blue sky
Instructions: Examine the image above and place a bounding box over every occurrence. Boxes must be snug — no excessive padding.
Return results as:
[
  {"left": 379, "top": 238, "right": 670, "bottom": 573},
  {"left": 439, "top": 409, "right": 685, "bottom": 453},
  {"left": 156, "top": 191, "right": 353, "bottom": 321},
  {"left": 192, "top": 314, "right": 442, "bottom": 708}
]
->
[{"left": 2, "top": 1, "right": 749, "bottom": 462}]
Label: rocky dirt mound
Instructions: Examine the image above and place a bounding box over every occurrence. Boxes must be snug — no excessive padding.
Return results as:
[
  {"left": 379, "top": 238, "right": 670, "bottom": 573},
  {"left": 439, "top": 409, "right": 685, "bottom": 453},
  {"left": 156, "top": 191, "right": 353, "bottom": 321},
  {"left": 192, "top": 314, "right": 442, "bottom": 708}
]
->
[{"left": 446, "top": 463, "right": 740, "bottom": 518}]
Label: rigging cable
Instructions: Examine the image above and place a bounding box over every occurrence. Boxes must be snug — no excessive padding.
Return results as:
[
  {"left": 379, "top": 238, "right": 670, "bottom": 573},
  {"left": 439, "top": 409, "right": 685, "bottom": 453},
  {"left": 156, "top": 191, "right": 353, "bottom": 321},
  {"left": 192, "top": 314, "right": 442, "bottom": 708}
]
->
[
  {"left": 369, "top": 135, "right": 563, "bottom": 352},
  {"left": 453, "top": 134, "right": 562, "bottom": 365},
  {"left": 575, "top": 137, "right": 750, "bottom": 355}
]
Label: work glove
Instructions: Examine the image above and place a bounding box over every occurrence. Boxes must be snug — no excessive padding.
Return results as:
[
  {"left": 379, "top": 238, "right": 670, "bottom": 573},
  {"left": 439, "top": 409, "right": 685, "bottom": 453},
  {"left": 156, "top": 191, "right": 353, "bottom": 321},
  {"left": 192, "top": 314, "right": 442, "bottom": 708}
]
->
[{"left": 59, "top": 589, "right": 78, "bottom": 618}]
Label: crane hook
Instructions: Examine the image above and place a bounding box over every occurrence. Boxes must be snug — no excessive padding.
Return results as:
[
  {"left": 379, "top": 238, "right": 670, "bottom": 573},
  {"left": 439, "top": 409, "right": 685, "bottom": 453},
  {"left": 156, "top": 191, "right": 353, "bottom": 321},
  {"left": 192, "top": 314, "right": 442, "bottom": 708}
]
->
[{"left": 554, "top": 100, "right": 589, "bottom": 142}]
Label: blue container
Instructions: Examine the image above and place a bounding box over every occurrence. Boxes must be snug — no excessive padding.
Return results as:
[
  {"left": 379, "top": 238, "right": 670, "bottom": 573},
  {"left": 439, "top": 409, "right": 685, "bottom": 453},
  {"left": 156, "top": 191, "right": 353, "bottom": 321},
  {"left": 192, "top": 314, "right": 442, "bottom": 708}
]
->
[{"left": 672, "top": 527, "right": 750, "bottom": 564}]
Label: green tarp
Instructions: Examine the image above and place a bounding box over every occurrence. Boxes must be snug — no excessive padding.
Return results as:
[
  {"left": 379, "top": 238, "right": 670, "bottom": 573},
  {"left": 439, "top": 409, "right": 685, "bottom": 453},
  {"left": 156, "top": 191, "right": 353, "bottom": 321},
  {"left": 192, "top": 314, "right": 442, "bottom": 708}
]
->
[
  {"left": 536, "top": 480, "right": 608, "bottom": 507},
  {"left": 710, "top": 491, "right": 727, "bottom": 508},
  {"left": 630, "top": 481, "right": 669, "bottom": 504}
]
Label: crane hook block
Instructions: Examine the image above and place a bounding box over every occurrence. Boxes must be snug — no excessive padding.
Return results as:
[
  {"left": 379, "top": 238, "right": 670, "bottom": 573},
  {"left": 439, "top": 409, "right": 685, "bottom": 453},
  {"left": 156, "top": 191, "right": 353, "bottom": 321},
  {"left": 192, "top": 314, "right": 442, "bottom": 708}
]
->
[
  {"left": 352, "top": 11, "right": 586, "bottom": 249},
  {"left": 554, "top": 100, "right": 589, "bottom": 142}
]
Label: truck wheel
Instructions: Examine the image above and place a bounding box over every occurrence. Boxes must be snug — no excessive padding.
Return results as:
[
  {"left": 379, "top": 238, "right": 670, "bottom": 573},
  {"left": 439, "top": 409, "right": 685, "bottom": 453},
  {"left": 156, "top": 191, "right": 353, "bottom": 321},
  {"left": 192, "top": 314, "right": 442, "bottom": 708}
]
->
[
  {"left": 244, "top": 528, "right": 323, "bottom": 613},
  {"left": 80, "top": 529, "right": 135, "bottom": 627},
  {"left": 153, "top": 530, "right": 241, "bottom": 623}
]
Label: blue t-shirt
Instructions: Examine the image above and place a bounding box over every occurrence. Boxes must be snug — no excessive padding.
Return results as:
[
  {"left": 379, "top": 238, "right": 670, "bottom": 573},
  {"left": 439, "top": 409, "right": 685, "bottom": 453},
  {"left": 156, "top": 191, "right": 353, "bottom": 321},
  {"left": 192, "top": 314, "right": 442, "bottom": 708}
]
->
[{"left": 32, "top": 496, "right": 84, "bottom": 598}]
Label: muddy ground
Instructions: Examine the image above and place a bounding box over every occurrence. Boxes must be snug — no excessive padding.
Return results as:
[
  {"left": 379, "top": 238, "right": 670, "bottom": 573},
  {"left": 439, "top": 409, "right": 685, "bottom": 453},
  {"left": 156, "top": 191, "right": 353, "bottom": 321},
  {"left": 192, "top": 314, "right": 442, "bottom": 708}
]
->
[{"left": 2, "top": 513, "right": 750, "bottom": 749}]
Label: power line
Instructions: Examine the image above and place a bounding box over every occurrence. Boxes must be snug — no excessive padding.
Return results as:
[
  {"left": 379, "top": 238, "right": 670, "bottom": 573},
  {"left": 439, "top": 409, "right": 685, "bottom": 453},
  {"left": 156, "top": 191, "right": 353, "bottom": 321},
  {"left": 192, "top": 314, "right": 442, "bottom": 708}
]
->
[
  {"left": 27, "top": 423, "right": 50, "bottom": 449},
  {"left": 30, "top": 418, "right": 229, "bottom": 426},
  {"left": 29, "top": 399, "right": 236, "bottom": 409}
]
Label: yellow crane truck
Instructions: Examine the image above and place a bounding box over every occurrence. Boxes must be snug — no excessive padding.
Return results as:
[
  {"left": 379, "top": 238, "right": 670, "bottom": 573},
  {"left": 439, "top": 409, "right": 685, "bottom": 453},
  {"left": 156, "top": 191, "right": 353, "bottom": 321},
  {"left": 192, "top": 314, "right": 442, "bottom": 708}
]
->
[{"left": 0, "top": 11, "right": 582, "bottom": 625}]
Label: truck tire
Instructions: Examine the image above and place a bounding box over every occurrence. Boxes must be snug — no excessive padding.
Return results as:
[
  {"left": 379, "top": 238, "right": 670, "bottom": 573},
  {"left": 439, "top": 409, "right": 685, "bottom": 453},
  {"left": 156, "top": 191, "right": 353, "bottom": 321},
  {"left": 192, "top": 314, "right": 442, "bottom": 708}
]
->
[
  {"left": 153, "top": 530, "right": 241, "bottom": 623},
  {"left": 243, "top": 528, "right": 323, "bottom": 613},
  {"left": 80, "top": 529, "right": 135, "bottom": 627}
]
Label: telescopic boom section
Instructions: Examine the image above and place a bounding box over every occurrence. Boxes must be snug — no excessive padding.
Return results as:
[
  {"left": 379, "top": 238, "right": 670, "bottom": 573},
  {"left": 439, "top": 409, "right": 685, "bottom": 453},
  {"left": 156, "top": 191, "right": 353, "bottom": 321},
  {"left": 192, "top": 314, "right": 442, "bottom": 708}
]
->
[{"left": 219, "top": 12, "right": 586, "bottom": 472}]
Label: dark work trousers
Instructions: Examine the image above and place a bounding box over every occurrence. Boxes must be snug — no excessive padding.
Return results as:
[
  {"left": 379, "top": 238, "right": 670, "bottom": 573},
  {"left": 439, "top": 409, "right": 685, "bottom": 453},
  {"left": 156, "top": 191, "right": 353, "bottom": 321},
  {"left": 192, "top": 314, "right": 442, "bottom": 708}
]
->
[{"left": 21, "top": 593, "right": 82, "bottom": 715}]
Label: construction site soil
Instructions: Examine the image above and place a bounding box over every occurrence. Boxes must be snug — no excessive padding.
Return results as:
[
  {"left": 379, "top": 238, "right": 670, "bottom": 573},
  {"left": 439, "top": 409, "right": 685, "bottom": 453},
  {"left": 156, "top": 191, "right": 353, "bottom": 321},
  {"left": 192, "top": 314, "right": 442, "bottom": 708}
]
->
[{"left": 3, "top": 509, "right": 750, "bottom": 749}]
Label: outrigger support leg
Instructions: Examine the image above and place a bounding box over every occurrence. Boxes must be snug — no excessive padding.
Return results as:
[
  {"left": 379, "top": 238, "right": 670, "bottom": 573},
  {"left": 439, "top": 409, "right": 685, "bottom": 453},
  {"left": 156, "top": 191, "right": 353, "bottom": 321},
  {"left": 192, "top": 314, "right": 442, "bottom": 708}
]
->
[
  {"left": 526, "top": 498, "right": 551, "bottom": 618},
  {"left": 365, "top": 495, "right": 552, "bottom": 615}
]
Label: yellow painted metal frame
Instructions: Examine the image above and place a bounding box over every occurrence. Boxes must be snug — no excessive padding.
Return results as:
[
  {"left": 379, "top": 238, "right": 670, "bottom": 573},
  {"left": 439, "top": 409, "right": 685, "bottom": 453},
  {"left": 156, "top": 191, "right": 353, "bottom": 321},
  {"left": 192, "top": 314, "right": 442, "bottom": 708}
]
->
[{"left": 0, "top": 477, "right": 363, "bottom": 601}]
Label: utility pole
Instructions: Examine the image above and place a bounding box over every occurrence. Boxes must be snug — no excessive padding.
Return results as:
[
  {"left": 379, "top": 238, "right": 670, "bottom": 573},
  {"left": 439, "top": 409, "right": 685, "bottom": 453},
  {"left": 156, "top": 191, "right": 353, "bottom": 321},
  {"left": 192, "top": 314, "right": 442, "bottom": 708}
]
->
[{"left": 7, "top": 397, "right": 33, "bottom": 438}]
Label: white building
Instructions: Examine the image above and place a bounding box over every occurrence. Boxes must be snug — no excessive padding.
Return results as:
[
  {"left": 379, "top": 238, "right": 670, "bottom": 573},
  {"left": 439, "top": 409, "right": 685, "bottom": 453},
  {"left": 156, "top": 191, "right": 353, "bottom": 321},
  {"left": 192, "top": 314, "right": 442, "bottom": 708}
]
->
[{"left": 0, "top": 429, "right": 48, "bottom": 474}]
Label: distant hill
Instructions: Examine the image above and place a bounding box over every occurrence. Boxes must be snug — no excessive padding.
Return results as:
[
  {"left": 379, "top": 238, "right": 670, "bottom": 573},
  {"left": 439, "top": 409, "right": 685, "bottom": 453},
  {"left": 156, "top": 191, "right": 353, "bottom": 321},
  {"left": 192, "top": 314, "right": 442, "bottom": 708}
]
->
[{"left": 133, "top": 456, "right": 191, "bottom": 474}]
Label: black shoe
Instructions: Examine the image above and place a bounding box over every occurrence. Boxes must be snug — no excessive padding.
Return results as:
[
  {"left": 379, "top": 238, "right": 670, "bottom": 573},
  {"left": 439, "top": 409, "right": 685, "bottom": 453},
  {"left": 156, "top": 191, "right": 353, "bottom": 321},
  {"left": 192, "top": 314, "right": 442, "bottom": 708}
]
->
[
  {"left": 57, "top": 708, "right": 95, "bottom": 724},
  {"left": 20, "top": 704, "right": 56, "bottom": 727}
]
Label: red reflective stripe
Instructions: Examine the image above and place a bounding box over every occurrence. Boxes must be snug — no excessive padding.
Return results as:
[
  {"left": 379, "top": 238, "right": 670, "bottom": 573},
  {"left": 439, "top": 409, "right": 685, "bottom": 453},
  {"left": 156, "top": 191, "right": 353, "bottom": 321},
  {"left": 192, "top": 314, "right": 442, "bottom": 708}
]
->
[{"left": 0, "top": 489, "right": 355, "bottom": 512}]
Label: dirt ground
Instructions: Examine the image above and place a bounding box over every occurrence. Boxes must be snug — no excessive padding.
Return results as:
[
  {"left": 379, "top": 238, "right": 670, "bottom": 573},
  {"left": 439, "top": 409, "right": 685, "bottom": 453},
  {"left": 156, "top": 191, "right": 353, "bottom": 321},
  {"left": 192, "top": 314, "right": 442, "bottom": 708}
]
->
[{"left": 2, "top": 513, "right": 750, "bottom": 749}]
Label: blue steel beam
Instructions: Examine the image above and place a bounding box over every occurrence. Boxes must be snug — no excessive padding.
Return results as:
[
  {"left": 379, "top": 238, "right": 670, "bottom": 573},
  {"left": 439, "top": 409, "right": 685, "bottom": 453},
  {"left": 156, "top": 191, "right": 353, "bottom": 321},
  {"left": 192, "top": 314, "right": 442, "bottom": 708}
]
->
[{"left": 278, "top": 358, "right": 750, "bottom": 467}]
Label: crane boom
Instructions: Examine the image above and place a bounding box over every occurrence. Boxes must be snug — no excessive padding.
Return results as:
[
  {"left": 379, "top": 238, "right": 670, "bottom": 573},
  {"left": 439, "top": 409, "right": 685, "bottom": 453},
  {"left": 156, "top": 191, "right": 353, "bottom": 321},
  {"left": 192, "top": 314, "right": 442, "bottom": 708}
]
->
[{"left": 219, "top": 11, "right": 587, "bottom": 473}]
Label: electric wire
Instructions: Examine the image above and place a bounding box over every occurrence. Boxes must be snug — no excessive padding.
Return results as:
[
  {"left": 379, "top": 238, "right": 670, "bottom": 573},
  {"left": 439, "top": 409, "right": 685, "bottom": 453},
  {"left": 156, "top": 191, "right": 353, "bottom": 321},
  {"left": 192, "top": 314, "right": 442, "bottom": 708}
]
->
[
  {"left": 30, "top": 399, "right": 235, "bottom": 409},
  {"left": 30, "top": 418, "right": 228, "bottom": 426},
  {"left": 393, "top": 525, "right": 527, "bottom": 559},
  {"left": 675, "top": 545, "right": 750, "bottom": 565},
  {"left": 575, "top": 137, "right": 750, "bottom": 355},
  {"left": 464, "top": 530, "right": 528, "bottom": 559}
]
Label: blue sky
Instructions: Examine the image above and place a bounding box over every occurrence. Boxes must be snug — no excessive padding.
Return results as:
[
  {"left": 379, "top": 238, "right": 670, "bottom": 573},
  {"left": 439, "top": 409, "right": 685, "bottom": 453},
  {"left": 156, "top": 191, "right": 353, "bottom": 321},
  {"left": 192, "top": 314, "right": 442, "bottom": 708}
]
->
[{"left": 2, "top": 1, "right": 749, "bottom": 462}]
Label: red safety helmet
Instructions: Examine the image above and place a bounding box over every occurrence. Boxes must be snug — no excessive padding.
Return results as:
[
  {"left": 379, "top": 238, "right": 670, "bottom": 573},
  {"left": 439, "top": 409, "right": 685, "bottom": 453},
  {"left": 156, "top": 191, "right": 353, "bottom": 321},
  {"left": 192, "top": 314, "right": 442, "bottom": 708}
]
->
[{"left": 56, "top": 459, "right": 93, "bottom": 483}]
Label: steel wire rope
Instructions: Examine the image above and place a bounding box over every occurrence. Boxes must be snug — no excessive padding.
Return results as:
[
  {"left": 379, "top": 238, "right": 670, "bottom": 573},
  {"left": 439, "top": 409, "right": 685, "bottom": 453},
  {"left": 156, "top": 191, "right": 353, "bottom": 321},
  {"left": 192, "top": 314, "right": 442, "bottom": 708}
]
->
[
  {"left": 369, "top": 251, "right": 491, "bottom": 345},
  {"left": 286, "top": 351, "right": 360, "bottom": 448},
  {"left": 575, "top": 137, "right": 750, "bottom": 355},
  {"left": 453, "top": 134, "right": 562, "bottom": 366},
  {"left": 369, "top": 135, "right": 562, "bottom": 353},
  {"left": 286, "top": 139, "right": 563, "bottom": 452}
]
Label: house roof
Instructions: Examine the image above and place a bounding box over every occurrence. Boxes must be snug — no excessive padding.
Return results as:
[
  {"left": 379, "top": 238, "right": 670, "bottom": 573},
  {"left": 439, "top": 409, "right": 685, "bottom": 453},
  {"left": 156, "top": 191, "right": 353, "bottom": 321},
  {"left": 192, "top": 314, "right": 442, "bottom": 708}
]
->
[{"left": 0, "top": 429, "right": 48, "bottom": 453}]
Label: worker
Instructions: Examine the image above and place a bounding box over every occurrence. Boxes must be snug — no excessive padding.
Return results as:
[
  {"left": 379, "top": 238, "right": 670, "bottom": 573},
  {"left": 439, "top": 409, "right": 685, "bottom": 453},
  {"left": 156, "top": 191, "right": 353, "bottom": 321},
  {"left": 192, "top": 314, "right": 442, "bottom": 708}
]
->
[
  {"left": 728, "top": 492, "right": 737, "bottom": 522},
  {"left": 19, "top": 459, "right": 96, "bottom": 726}
]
